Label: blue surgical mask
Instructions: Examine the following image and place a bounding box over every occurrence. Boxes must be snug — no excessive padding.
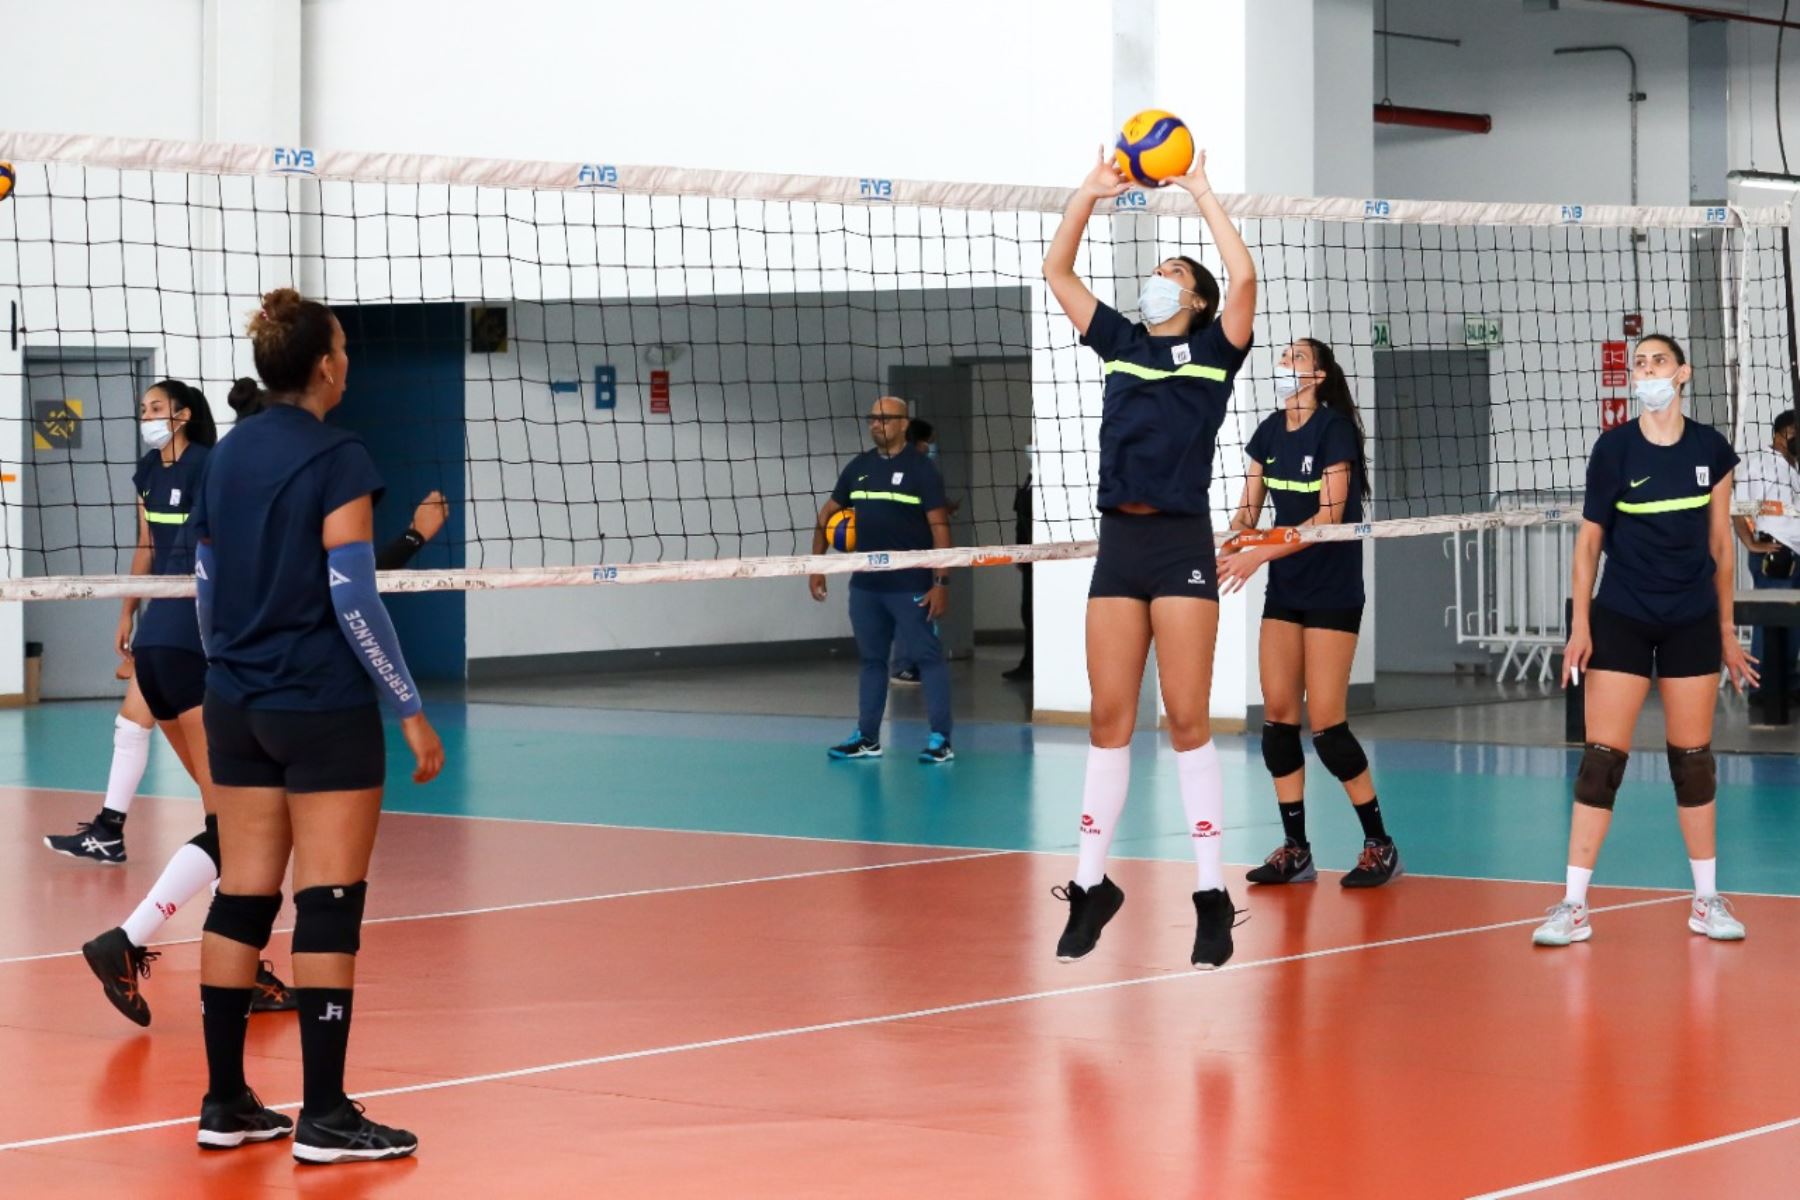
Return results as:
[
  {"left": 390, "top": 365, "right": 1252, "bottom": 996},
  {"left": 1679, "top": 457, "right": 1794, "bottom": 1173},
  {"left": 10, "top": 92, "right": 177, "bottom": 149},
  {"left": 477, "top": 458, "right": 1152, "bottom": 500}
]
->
[
  {"left": 140, "top": 419, "right": 173, "bottom": 450},
  {"left": 1138, "top": 275, "right": 1190, "bottom": 324},
  {"left": 1634, "top": 377, "right": 1677, "bottom": 413},
  {"left": 1273, "top": 373, "right": 1301, "bottom": 399}
]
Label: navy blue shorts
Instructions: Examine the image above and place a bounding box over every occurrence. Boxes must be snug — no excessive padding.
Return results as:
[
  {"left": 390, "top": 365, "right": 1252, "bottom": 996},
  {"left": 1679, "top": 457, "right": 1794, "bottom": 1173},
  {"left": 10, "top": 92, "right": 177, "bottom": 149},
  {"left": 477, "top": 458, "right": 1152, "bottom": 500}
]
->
[
  {"left": 1588, "top": 604, "right": 1721, "bottom": 679},
  {"left": 1088, "top": 511, "right": 1219, "bottom": 602},
  {"left": 132, "top": 646, "right": 207, "bottom": 721},
  {"left": 1263, "top": 602, "right": 1364, "bottom": 634}
]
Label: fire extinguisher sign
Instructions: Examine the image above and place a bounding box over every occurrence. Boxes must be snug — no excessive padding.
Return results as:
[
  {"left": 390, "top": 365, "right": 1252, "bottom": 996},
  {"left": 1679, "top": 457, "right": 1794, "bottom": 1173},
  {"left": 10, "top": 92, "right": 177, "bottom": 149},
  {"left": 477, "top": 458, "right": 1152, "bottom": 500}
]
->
[{"left": 1600, "top": 340, "right": 1629, "bottom": 430}]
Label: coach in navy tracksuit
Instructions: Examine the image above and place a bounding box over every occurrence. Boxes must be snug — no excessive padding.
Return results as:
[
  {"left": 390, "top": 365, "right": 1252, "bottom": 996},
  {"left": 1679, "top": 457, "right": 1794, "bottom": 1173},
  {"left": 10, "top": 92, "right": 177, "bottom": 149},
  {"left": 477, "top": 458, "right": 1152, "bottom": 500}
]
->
[{"left": 810, "top": 395, "right": 955, "bottom": 763}]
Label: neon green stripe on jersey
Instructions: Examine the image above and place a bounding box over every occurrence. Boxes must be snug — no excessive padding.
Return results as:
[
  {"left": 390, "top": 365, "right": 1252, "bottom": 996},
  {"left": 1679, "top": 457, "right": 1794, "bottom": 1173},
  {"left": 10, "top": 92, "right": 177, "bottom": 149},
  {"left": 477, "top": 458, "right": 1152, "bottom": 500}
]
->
[
  {"left": 143, "top": 510, "right": 189, "bottom": 525},
  {"left": 848, "top": 490, "right": 922, "bottom": 505},
  {"left": 1615, "top": 494, "right": 1710, "bottom": 515},
  {"left": 1102, "top": 360, "right": 1228, "bottom": 383},
  {"left": 1263, "top": 477, "right": 1323, "bottom": 494}
]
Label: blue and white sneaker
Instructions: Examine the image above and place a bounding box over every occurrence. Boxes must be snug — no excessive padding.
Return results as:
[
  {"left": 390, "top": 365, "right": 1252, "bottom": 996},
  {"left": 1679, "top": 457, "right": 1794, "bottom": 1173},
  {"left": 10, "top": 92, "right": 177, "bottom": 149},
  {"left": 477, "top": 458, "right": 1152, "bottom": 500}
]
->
[
  {"left": 918, "top": 733, "right": 954, "bottom": 764},
  {"left": 828, "top": 730, "right": 883, "bottom": 760},
  {"left": 1688, "top": 894, "right": 1746, "bottom": 941}
]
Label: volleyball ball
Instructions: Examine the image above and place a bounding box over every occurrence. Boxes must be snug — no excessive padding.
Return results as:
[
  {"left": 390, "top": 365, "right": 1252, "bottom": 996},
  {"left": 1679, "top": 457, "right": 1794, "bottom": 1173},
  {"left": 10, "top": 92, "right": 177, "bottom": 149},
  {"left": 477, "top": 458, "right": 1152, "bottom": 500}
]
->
[
  {"left": 0, "top": 163, "right": 14, "bottom": 203},
  {"left": 1114, "top": 110, "right": 1194, "bottom": 187},
  {"left": 827, "top": 508, "right": 856, "bottom": 552}
]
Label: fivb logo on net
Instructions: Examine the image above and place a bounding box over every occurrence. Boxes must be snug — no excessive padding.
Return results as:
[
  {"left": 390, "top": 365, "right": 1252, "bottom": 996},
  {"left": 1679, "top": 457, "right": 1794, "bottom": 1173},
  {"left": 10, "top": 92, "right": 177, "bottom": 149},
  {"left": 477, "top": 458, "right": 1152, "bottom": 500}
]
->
[
  {"left": 272, "top": 147, "right": 317, "bottom": 176},
  {"left": 577, "top": 164, "right": 620, "bottom": 189},
  {"left": 859, "top": 178, "right": 894, "bottom": 201},
  {"left": 1114, "top": 190, "right": 1150, "bottom": 209}
]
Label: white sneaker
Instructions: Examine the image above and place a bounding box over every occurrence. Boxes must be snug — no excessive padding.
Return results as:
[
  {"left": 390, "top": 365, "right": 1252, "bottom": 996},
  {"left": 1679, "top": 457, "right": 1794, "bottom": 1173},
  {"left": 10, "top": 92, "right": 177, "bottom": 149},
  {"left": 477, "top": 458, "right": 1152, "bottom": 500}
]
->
[
  {"left": 1531, "top": 901, "right": 1592, "bottom": 946},
  {"left": 1687, "top": 894, "right": 1746, "bottom": 941}
]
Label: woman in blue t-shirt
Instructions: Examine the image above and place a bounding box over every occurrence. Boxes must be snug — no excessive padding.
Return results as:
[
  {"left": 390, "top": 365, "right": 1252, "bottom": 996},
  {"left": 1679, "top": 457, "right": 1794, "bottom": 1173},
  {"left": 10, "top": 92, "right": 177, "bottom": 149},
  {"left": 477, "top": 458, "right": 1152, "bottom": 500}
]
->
[
  {"left": 1533, "top": 334, "right": 1756, "bottom": 950},
  {"left": 1043, "top": 147, "right": 1256, "bottom": 970},
  {"left": 1218, "top": 339, "right": 1400, "bottom": 890},
  {"left": 191, "top": 288, "right": 442, "bottom": 1163},
  {"left": 49, "top": 381, "right": 296, "bottom": 1027}
]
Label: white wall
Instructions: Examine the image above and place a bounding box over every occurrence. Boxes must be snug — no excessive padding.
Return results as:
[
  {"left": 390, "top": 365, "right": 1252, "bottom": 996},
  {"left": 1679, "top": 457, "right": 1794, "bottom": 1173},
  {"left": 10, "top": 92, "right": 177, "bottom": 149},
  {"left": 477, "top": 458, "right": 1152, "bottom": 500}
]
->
[
  {"left": 1375, "top": 0, "right": 1691, "bottom": 206},
  {"left": 0, "top": 2, "right": 205, "bottom": 142}
]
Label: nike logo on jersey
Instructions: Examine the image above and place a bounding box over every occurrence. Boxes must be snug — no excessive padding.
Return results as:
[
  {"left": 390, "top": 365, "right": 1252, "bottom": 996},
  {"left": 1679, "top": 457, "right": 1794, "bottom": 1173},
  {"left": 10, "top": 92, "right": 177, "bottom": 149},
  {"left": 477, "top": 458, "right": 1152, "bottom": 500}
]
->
[
  {"left": 1265, "top": 457, "right": 1276, "bottom": 465},
  {"left": 1629, "top": 477, "right": 1651, "bottom": 488}
]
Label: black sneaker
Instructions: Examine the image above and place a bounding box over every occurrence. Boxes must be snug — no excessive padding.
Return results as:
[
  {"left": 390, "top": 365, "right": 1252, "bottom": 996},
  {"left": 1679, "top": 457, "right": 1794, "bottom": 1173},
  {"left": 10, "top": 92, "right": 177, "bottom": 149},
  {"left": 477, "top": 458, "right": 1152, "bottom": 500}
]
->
[
  {"left": 293, "top": 1098, "right": 418, "bottom": 1164},
  {"left": 81, "top": 927, "right": 156, "bottom": 1026},
  {"left": 1053, "top": 876, "right": 1125, "bottom": 962},
  {"left": 918, "top": 733, "right": 954, "bottom": 764},
  {"left": 1191, "top": 888, "right": 1241, "bottom": 970},
  {"left": 1245, "top": 838, "right": 1317, "bottom": 885},
  {"left": 44, "top": 814, "right": 126, "bottom": 864},
  {"left": 197, "top": 1088, "right": 293, "bottom": 1150},
  {"left": 827, "top": 730, "right": 883, "bottom": 760},
  {"left": 1342, "top": 838, "right": 1403, "bottom": 888},
  {"left": 251, "top": 961, "right": 296, "bottom": 1013},
  {"left": 891, "top": 666, "right": 922, "bottom": 686}
]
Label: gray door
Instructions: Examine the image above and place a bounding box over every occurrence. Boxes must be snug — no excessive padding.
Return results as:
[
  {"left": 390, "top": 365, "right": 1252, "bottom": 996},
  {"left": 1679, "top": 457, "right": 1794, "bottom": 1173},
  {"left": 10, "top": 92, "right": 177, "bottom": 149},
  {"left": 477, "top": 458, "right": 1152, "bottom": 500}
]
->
[
  {"left": 1372, "top": 350, "right": 1492, "bottom": 674},
  {"left": 886, "top": 364, "right": 975, "bottom": 659},
  {"left": 23, "top": 355, "right": 150, "bottom": 699}
]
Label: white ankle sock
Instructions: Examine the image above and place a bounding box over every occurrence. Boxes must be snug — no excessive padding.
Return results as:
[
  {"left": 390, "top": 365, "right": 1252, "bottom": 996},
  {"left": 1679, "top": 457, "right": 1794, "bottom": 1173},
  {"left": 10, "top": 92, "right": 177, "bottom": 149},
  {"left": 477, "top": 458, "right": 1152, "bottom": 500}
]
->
[
  {"left": 1689, "top": 857, "right": 1717, "bottom": 899},
  {"left": 1074, "top": 744, "right": 1131, "bottom": 888},
  {"left": 103, "top": 715, "right": 153, "bottom": 818},
  {"left": 1178, "top": 741, "right": 1225, "bottom": 892},
  {"left": 1564, "top": 865, "right": 1593, "bottom": 908},
  {"left": 120, "top": 843, "right": 218, "bottom": 947}
]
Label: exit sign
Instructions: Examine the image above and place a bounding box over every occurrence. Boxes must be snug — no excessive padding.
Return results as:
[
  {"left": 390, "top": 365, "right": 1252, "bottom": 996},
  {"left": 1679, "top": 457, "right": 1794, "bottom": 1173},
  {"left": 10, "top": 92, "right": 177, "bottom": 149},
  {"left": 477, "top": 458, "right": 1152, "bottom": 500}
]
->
[{"left": 1464, "top": 317, "right": 1502, "bottom": 347}]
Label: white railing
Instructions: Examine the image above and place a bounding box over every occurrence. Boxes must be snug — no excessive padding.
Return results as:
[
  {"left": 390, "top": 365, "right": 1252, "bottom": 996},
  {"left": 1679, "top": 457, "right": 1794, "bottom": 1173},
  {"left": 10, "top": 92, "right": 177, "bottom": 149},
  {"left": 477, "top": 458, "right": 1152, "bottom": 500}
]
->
[{"left": 1448, "top": 493, "right": 1581, "bottom": 683}]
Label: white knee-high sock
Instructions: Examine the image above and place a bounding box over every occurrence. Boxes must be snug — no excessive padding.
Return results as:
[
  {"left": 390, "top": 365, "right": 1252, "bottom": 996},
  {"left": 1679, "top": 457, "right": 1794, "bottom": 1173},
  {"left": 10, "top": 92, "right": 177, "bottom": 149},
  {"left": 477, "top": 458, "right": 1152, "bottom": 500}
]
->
[
  {"left": 103, "top": 715, "right": 153, "bottom": 817},
  {"left": 1074, "top": 744, "right": 1131, "bottom": 888},
  {"left": 120, "top": 843, "right": 218, "bottom": 947},
  {"left": 1178, "top": 741, "right": 1225, "bottom": 892}
]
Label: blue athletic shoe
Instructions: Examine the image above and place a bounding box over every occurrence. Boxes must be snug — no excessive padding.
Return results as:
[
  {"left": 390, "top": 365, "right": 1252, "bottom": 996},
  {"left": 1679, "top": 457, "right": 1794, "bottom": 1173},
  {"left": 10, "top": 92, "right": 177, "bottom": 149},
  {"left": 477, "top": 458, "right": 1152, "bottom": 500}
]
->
[
  {"left": 918, "top": 733, "right": 954, "bottom": 764},
  {"left": 828, "top": 730, "right": 882, "bottom": 760}
]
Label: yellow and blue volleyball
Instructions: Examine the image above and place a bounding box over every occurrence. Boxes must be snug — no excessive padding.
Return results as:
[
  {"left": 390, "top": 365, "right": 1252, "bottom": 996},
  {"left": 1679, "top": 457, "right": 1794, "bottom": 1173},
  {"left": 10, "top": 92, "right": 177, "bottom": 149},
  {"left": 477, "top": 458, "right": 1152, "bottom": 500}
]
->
[
  {"left": 0, "top": 163, "right": 14, "bottom": 203},
  {"left": 827, "top": 508, "right": 856, "bottom": 553},
  {"left": 1114, "top": 110, "right": 1194, "bottom": 187}
]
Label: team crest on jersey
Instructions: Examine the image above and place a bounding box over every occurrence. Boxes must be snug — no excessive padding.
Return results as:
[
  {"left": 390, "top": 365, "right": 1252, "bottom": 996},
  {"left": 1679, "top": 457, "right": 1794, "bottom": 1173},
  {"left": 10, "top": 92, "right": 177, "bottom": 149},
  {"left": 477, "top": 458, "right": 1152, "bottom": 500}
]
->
[
  {"left": 1696, "top": 466, "right": 1711, "bottom": 487},
  {"left": 1301, "top": 455, "right": 1314, "bottom": 475},
  {"left": 892, "top": 471, "right": 904, "bottom": 485},
  {"left": 169, "top": 488, "right": 182, "bottom": 505},
  {"left": 1171, "top": 343, "right": 1192, "bottom": 366}
]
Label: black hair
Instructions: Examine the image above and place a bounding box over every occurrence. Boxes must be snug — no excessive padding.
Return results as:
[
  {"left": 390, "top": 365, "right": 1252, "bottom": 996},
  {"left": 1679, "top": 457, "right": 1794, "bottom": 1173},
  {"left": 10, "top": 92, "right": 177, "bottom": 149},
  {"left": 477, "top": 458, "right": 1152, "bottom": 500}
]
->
[
  {"left": 248, "top": 287, "right": 338, "bottom": 396},
  {"left": 1774, "top": 410, "right": 1795, "bottom": 438},
  {"left": 1297, "top": 338, "right": 1371, "bottom": 502},
  {"left": 148, "top": 379, "right": 217, "bottom": 448},
  {"left": 1172, "top": 255, "right": 1220, "bottom": 331},
  {"left": 907, "top": 418, "right": 935, "bottom": 444},
  {"left": 227, "top": 377, "right": 267, "bottom": 418},
  {"left": 1637, "top": 333, "right": 1687, "bottom": 367}
]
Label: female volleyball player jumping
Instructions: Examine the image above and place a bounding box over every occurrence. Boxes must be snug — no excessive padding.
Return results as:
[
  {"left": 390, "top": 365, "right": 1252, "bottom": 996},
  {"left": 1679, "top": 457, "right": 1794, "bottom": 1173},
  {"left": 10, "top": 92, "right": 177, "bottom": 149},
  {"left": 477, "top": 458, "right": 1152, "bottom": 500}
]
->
[
  {"left": 1534, "top": 333, "right": 1755, "bottom": 947},
  {"left": 1044, "top": 148, "right": 1256, "bottom": 969},
  {"left": 54, "top": 381, "right": 295, "bottom": 1025},
  {"left": 190, "top": 289, "right": 443, "bottom": 1162},
  {"left": 1219, "top": 338, "right": 1401, "bottom": 888}
]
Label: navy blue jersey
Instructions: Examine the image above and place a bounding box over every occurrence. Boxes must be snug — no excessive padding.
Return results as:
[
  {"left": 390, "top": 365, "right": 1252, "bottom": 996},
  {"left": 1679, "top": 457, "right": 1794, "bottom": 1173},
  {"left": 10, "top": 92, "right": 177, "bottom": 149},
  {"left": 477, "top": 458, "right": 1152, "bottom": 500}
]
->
[
  {"left": 830, "top": 445, "right": 947, "bottom": 593},
  {"left": 193, "top": 404, "right": 387, "bottom": 710},
  {"left": 1081, "top": 302, "right": 1252, "bottom": 516},
  {"left": 1585, "top": 418, "right": 1738, "bottom": 626},
  {"left": 1245, "top": 407, "right": 1365, "bottom": 609},
  {"left": 130, "top": 444, "right": 208, "bottom": 653}
]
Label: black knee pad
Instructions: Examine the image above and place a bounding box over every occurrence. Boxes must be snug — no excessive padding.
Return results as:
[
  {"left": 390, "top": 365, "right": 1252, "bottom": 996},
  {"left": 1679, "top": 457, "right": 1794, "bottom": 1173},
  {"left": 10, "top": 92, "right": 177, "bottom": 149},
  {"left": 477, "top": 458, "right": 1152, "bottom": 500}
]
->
[
  {"left": 187, "top": 813, "right": 221, "bottom": 872},
  {"left": 1668, "top": 744, "right": 1717, "bottom": 808},
  {"left": 203, "top": 891, "right": 282, "bottom": 949},
  {"left": 1574, "top": 743, "right": 1629, "bottom": 810},
  {"left": 292, "top": 881, "right": 370, "bottom": 956},
  {"left": 1260, "top": 721, "right": 1304, "bottom": 778},
  {"left": 1311, "top": 722, "right": 1368, "bottom": 782}
]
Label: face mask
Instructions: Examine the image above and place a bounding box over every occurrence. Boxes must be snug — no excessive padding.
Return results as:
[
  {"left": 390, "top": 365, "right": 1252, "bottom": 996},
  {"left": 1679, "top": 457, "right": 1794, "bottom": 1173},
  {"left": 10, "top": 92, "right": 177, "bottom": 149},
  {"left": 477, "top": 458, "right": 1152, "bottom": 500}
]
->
[
  {"left": 1273, "top": 373, "right": 1302, "bottom": 399},
  {"left": 140, "top": 419, "right": 174, "bottom": 450},
  {"left": 1634, "top": 377, "right": 1677, "bottom": 413},
  {"left": 1138, "top": 275, "right": 1190, "bottom": 325}
]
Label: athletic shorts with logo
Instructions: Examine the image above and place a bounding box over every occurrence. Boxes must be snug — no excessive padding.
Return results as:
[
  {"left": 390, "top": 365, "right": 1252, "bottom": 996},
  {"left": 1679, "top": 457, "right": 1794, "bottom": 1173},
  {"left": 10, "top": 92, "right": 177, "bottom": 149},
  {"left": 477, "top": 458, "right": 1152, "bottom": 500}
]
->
[{"left": 1088, "top": 511, "right": 1219, "bottom": 602}]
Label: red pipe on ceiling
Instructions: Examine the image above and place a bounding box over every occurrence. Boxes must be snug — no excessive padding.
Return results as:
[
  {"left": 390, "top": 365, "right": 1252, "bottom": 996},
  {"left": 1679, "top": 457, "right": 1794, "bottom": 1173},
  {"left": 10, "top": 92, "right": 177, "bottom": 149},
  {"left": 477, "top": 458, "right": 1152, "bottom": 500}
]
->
[
  {"left": 1373, "top": 103, "right": 1493, "bottom": 134},
  {"left": 1588, "top": 0, "right": 1800, "bottom": 29}
]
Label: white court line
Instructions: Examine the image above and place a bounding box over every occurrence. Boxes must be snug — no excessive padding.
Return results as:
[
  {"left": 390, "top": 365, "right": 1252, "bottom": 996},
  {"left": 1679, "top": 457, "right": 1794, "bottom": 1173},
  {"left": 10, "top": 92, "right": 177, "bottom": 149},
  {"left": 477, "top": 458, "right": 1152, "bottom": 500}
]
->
[
  {"left": 0, "top": 893, "right": 1684, "bottom": 1155},
  {"left": 1466, "top": 1114, "right": 1800, "bottom": 1198},
  {"left": 0, "top": 850, "right": 1008, "bottom": 967}
]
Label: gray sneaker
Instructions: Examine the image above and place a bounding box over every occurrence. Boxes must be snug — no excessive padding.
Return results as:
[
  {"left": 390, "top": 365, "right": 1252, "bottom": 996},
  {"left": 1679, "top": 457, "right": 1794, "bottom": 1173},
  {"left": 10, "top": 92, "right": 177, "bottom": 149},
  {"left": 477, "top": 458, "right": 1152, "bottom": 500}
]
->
[
  {"left": 1687, "top": 894, "right": 1746, "bottom": 941},
  {"left": 1531, "top": 901, "right": 1592, "bottom": 946}
]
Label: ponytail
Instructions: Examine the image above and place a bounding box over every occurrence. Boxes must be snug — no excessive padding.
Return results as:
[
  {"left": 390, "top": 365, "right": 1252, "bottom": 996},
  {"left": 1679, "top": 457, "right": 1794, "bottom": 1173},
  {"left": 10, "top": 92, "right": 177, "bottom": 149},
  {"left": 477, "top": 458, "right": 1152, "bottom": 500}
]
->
[{"left": 1298, "top": 338, "right": 1371, "bottom": 502}]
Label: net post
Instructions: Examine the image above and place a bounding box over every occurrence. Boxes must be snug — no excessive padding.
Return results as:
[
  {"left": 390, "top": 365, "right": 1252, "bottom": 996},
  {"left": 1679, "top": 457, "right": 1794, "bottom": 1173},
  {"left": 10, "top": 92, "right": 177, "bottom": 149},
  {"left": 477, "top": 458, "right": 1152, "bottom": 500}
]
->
[{"left": 0, "top": 291, "right": 23, "bottom": 702}]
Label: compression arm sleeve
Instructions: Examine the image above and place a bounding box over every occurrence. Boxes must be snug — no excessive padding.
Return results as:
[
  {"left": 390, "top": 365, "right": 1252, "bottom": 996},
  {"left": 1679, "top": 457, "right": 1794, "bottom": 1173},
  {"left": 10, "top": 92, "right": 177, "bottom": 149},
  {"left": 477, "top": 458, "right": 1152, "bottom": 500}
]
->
[
  {"left": 195, "top": 542, "right": 216, "bottom": 659},
  {"left": 327, "top": 541, "right": 423, "bottom": 718}
]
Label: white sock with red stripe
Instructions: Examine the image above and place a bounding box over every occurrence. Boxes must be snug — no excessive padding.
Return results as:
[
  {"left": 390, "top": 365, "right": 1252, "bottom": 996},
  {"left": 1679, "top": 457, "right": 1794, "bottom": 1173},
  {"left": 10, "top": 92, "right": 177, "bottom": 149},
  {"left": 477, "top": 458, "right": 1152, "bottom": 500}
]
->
[
  {"left": 121, "top": 843, "right": 218, "bottom": 947},
  {"left": 103, "top": 715, "right": 153, "bottom": 818},
  {"left": 1073, "top": 745, "right": 1131, "bottom": 889},
  {"left": 1178, "top": 742, "right": 1226, "bottom": 891}
]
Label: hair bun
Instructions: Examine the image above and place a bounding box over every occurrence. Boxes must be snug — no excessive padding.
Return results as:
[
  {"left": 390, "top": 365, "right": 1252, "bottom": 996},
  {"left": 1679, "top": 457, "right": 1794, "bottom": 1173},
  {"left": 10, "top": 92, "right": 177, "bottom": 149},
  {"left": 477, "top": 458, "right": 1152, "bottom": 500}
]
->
[{"left": 227, "top": 376, "right": 263, "bottom": 414}]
